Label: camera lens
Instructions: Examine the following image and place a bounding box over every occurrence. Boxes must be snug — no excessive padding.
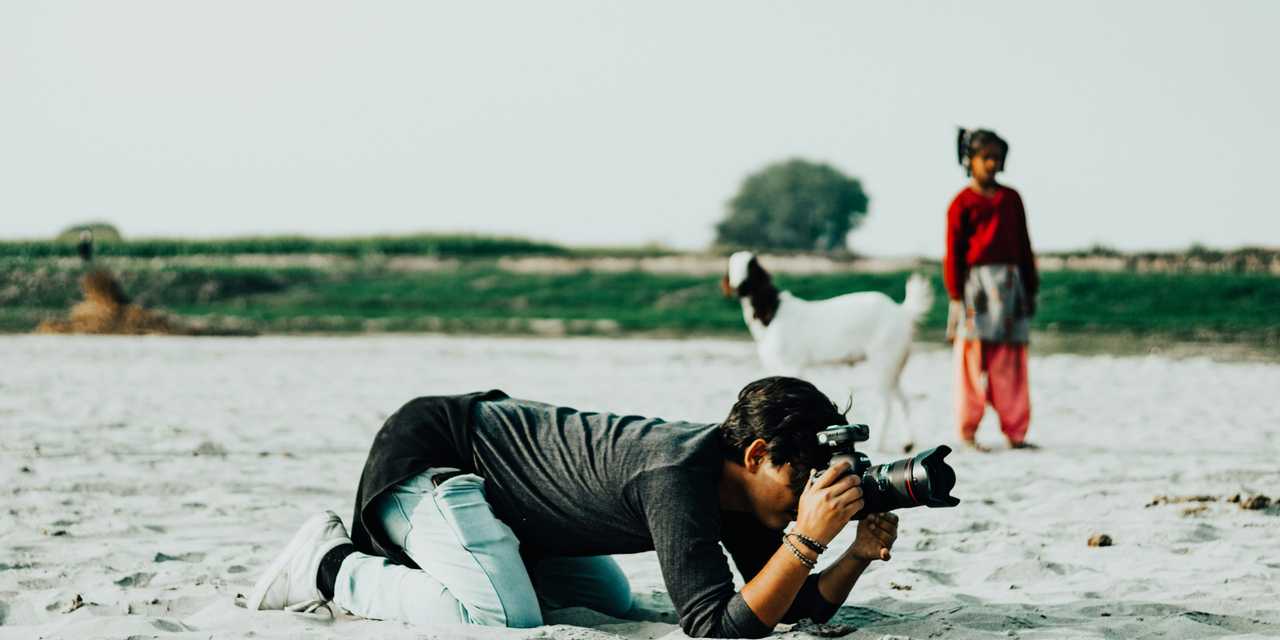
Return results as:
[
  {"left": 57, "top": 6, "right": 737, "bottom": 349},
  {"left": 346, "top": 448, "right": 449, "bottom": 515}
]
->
[{"left": 858, "top": 446, "right": 960, "bottom": 516}]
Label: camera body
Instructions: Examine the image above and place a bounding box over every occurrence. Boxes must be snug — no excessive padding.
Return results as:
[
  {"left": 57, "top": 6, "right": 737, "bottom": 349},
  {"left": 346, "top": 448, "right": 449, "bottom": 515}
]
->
[
  {"left": 815, "top": 422, "right": 874, "bottom": 477},
  {"left": 815, "top": 424, "right": 960, "bottom": 516}
]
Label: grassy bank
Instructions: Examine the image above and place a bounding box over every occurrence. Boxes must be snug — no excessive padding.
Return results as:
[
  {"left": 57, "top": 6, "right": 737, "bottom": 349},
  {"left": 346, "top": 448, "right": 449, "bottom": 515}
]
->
[
  {"left": 4, "top": 258, "right": 1278, "bottom": 354},
  {"left": 10, "top": 233, "right": 1278, "bottom": 272}
]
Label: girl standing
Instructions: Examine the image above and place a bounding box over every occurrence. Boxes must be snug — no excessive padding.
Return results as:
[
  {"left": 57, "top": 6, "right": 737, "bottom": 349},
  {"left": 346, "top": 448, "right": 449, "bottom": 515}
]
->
[{"left": 945, "top": 128, "right": 1038, "bottom": 451}]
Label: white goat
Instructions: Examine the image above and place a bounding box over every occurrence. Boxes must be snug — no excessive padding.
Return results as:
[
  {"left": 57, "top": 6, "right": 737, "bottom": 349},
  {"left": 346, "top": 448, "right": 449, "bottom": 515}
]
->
[{"left": 722, "top": 251, "right": 933, "bottom": 452}]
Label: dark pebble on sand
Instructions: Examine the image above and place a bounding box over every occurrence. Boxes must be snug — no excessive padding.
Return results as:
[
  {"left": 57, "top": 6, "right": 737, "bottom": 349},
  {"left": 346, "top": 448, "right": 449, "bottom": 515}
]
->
[
  {"left": 1240, "top": 495, "right": 1272, "bottom": 510},
  {"left": 62, "top": 594, "right": 84, "bottom": 613},
  {"left": 1088, "top": 533, "right": 1113, "bottom": 547}
]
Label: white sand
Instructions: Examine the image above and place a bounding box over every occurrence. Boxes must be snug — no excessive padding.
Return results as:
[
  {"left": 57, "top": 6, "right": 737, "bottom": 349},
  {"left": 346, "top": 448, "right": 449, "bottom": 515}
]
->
[{"left": 1, "top": 335, "right": 1277, "bottom": 639}]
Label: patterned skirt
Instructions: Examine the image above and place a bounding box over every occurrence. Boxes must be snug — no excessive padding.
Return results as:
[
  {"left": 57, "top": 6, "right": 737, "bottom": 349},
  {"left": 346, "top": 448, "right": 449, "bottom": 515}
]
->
[{"left": 946, "top": 263, "right": 1031, "bottom": 344}]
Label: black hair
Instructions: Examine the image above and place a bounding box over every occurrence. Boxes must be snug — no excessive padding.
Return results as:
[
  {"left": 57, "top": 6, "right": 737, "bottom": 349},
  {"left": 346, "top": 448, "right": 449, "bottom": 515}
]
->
[
  {"left": 719, "top": 376, "right": 848, "bottom": 493},
  {"left": 957, "top": 128, "right": 1009, "bottom": 176}
]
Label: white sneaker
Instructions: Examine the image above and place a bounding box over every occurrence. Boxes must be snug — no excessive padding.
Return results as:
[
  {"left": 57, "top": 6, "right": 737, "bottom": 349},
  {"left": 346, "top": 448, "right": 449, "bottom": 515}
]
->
[{"left": 247, "top": 510, "right": 351, "bottom": 612}]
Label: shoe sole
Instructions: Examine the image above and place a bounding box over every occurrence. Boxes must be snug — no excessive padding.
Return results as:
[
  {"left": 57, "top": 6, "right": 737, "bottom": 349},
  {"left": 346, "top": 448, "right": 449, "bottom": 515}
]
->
[{"left": 246, "top": 512, "right": 332, "bottom": 611}]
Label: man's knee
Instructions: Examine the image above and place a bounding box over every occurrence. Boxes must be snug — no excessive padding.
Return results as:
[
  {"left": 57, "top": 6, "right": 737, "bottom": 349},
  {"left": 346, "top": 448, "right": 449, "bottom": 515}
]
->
[
  {"left": 500, "top": 605, "right": 544, "bottom": 628},
  {"left": 399, "top": 471, "right": 543, "bottom": 629},
  {"left": 461, "top": 595, "right": 542, "bottom": 628}
]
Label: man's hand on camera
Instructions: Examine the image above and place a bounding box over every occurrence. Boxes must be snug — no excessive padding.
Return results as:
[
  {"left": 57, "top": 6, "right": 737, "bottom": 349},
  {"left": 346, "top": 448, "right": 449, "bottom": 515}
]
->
[
  {"left": 794, "top": 462, "right": 863, "bottom": 546},
  {"left": 849, "top": 512, "right": 899, "bottom": 562}
]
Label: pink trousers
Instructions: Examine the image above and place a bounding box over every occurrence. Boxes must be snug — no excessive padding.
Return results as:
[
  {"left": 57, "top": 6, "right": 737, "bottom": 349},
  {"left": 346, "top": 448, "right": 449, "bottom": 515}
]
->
[{"left": 954, "top": 339, "right": 1030, "bottom": 444}]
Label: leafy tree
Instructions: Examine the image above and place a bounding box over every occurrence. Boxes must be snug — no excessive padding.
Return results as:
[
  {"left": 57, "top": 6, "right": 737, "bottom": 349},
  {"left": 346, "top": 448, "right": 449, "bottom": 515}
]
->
[
  {"left": 57, "top": 221, "right": 123, "bottom": 243},
  {"left": 715, "top": 158, "right": 869, "bottom": 252}
]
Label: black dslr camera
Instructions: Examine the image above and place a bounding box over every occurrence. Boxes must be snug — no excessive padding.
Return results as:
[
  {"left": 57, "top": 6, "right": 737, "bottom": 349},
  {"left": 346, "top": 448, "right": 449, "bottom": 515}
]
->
[{"left": 815, "top": 424, "right": 960, "bottom": 516}]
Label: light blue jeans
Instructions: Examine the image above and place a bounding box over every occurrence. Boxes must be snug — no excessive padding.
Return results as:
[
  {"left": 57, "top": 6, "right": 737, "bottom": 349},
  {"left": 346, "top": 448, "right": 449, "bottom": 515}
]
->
[{"left": 333, "top": 469, "right": 634, "bottom": 627}]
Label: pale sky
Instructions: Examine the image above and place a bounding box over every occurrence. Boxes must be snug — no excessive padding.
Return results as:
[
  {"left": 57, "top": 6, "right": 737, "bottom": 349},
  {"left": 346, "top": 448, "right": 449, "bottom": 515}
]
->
[{"left": 2, "top": 1, "right": 1277, "bottom": 256}]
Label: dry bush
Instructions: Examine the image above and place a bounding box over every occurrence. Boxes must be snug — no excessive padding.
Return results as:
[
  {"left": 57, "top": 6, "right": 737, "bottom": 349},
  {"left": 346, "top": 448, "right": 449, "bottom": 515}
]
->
[{"left": 36, "top": 270, "right": 183, "bottom": 335}]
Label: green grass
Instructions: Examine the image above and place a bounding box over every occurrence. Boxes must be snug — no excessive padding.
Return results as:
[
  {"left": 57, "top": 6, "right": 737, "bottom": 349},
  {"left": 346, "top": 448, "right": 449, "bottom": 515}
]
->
[
  {"left": 6, "top": 259, "right": 1278, "bottom": 350},
  {"left": 170, "top": 268, "right": 745, "bottom": 334},
  {"left": 1034, "top": 270, "right": 1280, "bottom": 335}
]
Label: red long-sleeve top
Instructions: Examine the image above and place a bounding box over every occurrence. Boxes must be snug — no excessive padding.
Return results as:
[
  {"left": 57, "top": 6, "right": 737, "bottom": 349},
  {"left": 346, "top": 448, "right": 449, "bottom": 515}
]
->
[{"left": 944, "top": 185, "right": 1038, "bottom": 301}]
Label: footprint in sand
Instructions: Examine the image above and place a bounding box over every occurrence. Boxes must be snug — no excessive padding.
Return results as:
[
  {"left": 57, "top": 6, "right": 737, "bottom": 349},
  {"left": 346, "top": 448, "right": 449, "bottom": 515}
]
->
[
  {"left": 115, "top": 572, "right": 156, "bottom": 588},
  {"left": 905, "top": 567, "right": 956, "bottom": 586},
  {"left": 1175, "top": 523, "right": 1220, "bottom": 543},
  {"left": 987, "top": 559, "right": 1090, "bottom": 582},
  {"left": 154, "top": 552, "right": 206, "bottom": 563},
  {"left": 151, "top": 619, "right": 192, "bottom": 632}
]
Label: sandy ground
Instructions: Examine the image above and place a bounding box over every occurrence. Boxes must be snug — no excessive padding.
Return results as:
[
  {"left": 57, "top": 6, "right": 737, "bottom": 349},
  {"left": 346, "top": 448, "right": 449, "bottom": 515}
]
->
[{"left": 1, "top": 335, "right": 1278, "bottom": 639}]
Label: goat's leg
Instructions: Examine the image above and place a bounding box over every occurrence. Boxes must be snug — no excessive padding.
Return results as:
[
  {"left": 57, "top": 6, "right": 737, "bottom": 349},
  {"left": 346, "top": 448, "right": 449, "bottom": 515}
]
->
[
  {"left": 894, "top": 386, "right": 916, "bottom": 453},
  {"left": 874, "top": 383, "right": 895, "bottom": 453},
  {"left": 864, "top": 349, "right": 899, "bottom": 453},
  {"left": 769, "top": 363, "right": 805, "bottom": 379},
  {"left": 758, "top": 344, "right": 797, "bottom": 377},
  {"left": 881, "top": 340, "right": 917, "bottom": 454}
]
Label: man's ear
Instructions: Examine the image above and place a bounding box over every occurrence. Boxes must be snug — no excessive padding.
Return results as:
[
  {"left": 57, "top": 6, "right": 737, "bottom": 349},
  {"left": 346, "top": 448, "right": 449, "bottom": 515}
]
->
[{"left": 743, "top": 438, "right": 769, "bottom": 473}]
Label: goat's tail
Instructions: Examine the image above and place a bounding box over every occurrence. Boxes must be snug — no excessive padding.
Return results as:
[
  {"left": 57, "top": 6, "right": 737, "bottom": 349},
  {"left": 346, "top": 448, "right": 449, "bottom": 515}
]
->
[{"left": 902, "top": 273, "right": 934, "bottom": 323}]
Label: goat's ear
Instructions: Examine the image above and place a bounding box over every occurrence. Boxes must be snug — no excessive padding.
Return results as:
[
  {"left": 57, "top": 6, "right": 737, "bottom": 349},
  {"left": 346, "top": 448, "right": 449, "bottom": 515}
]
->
[
  {"left": 756, "top": 303, "right": 776, "bottom": 326},
  {"left": 721, "top": 274, "right": 735, "bottom": 298},
  {"left": 747, "top": 257, "right": 769, "bottom": 282}
]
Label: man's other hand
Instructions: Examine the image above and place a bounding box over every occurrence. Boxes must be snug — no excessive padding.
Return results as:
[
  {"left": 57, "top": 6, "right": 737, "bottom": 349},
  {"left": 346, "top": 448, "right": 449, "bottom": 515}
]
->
[{"left": 849, "top": 513, "right": 898, "bottom": 562}]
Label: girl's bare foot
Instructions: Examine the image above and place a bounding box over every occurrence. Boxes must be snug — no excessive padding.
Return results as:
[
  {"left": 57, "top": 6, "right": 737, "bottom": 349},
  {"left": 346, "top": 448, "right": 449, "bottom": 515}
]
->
[{"left": 960, "top": 438, "right": 990, "bottom": 453}]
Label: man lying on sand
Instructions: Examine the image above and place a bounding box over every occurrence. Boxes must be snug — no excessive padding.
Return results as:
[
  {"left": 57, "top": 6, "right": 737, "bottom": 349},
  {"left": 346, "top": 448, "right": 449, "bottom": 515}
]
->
[{"left": 248, "top": 377, "right": 899, "bottom": 638}]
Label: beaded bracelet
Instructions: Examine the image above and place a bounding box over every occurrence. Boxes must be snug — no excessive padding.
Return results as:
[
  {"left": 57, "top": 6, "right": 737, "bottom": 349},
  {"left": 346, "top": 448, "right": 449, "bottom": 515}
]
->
[
  {"left": 786, "top": 531, "right": 828, "bottom": 554},
  {"left": 782, "top": 535, "right": 817, "bottom": 570}
]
